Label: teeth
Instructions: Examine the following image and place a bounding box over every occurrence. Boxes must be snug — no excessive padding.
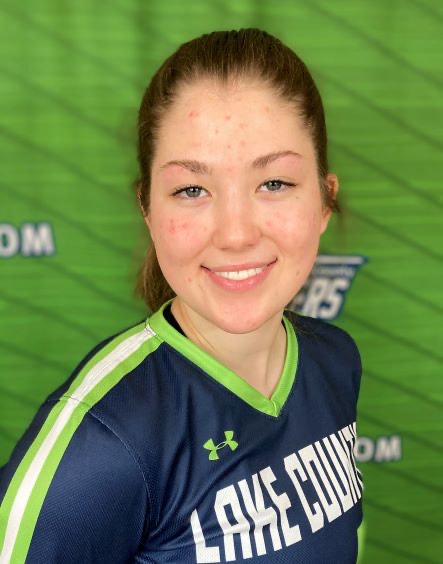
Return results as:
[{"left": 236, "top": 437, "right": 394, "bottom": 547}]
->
[{"left": 215, "top": 267, "right": 265, "bottom": 281}]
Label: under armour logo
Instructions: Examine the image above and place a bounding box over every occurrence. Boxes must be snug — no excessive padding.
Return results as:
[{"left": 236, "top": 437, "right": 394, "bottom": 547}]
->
[{"left": 203, "top": 431, "right": 238, "bottom": 461}]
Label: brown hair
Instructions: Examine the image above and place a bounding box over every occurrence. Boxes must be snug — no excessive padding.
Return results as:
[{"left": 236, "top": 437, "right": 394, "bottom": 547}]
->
[{"left": 135, "top": 28, "right": 338, "bottom": 312}]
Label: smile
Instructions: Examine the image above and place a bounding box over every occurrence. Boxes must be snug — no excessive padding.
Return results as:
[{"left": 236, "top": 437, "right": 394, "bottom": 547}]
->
[
  {"left": 213, "top": 267, "right": 265, "bottom": 281},
  {"left": 203, "top": 260, "right": 277, "bottom": 292}
]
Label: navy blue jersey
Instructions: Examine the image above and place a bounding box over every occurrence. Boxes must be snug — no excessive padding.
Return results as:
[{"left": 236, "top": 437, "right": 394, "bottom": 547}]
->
[{"left": 0, "top": 302, "right": 363, "bottom": 563}]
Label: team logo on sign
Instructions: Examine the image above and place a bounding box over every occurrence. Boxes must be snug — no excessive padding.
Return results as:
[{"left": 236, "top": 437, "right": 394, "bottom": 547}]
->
[{"left": 288, "top": 254, "right": 367, "bottom": 320}]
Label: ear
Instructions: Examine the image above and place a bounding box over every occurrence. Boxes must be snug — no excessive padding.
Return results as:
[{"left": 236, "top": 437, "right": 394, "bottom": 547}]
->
[{"left": 320, "top": 173, "right": 339, "bottom": 234}]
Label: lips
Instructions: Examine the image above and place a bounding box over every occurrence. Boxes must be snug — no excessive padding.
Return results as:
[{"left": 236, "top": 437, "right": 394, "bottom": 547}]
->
[{"left": 202, "top": 259, "right": 277, "bottom": 291}]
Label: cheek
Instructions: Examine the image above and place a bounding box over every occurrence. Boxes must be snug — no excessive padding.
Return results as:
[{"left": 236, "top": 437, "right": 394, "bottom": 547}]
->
[
  {"left": 167, "top": 218, "right": 186, "bottom": 235},
  {"left": 150, "top": 214, "right": 208, "bottom": 265},
  {"left": 264, "top": 209, "right": 322, "bottom": 250}
]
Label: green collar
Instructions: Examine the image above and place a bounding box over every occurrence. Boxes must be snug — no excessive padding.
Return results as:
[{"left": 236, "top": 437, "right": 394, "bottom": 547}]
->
[{"left": 147, "top": 301, "right": 298, "bottom": 417}]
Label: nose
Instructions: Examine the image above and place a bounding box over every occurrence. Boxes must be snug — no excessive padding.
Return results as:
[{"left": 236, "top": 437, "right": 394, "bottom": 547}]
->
[{"left": 211, "top": 192, "right": 261, "bottom": 251}]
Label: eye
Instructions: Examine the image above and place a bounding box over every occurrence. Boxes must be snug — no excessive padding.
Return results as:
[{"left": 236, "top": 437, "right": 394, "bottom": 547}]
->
[
  {"left": 172, "top": 185, "right": 208, "bottom": 199},
  {"left": 259, "top": 179, "right": 296, "bottom": 192}
]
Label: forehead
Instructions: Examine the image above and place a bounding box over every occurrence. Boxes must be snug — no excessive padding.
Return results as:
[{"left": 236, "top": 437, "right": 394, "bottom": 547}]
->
[
  {"left": 152, "top": 78, "right": 315, "bottom": 167},
  {"left": 164, "top": 78, "right": 298, "bottom": 124}
]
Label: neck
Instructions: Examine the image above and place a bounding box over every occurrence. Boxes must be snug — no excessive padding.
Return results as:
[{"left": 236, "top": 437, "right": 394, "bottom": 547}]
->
[{"left": 171, "top": 298, "right": 287, "bottom": 398}]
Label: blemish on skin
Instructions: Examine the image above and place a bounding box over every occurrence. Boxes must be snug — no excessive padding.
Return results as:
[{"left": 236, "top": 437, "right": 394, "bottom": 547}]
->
[
  {"left": 188, "top": 110, "right": 199, "bottom": 118},
  {"left": 225, "top": 115, "right": 231, "bottom": 121},
  {"left": 240, "top": 140, "right": 245, "bottom": 146},
  {"left": 263, "top": 106, "right": 270, "bottom": 113},
  {"left": 169, "top": 219, "right": 189, "bottom": 233},
  {"left": 186, "top": 277, "right": 192, "bottom": 283},
  {"left": 215, "top": 128, "right": 219, "bottom": 134},
  {"left": 239, "top": 122, "right": 247, "bottom": 129},
  {"left": 227, "top": 144, "right": 232, "bottom": 149}
]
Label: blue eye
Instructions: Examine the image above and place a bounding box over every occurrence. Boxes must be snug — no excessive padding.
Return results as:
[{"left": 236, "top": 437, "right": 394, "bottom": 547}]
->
[
  {"left": 261, "top": 179, "right": 295, "bottom": 192},
  {"left": 173, "top": 186, "right": 206, "bottom": 198}
]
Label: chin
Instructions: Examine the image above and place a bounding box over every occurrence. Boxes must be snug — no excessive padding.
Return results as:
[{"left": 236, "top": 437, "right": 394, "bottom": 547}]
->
[
  {"left": 215, "top": 319, "right": 263, "bottom": 335},
  {"left": 205, "top": 303, "right": 281, "bottom": 335}
]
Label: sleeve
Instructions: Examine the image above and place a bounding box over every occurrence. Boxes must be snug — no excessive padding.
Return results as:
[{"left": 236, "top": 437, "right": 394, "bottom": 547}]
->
[{"left": 0, "top": 405, "right": 149, "bottom": 564}]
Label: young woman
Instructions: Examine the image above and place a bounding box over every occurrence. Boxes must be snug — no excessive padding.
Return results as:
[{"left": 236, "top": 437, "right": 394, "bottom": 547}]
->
[{"left": 0, "top": 29, "right": 363, "bottom": 563}]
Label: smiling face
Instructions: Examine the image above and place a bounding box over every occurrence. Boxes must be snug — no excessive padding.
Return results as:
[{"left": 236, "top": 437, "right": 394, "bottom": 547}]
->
[{"left": 147, "top": 79, "right": 337, "bottom": 334}]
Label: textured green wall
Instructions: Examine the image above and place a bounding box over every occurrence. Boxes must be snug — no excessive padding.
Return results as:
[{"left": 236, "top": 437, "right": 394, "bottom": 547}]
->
[{"left": 0, "top": 1, "right": 442, "bottom": 562}]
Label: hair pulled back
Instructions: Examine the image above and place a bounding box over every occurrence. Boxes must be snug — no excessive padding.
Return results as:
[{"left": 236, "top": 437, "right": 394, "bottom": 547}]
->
[{"left": 136, "top": 29, "right": 337, "bottom": 312}]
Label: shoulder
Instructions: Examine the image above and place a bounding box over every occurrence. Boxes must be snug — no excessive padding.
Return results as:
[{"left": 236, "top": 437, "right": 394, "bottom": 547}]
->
[
  {"left": 285, "top": 310, "right": 360, "bottom": 359},
  {"left": 40, "top": 317, "right": 166, "bottom": 467},
  {"left": 284, "top": 310, "right": 362, "bottom": 398},
  {"left": 46, "top": 318, "right": 160, "bottom": 404},
  {"left": 0, "top": 320, "right": 156, "bottom": 562},
  {"left": 1, "top": 317, "right": 159, "bottom": 512}
]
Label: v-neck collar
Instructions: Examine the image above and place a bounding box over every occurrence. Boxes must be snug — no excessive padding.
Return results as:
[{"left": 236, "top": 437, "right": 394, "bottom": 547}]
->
[{"left": 147, "top": 301, "right": 298, "bottom": 417}]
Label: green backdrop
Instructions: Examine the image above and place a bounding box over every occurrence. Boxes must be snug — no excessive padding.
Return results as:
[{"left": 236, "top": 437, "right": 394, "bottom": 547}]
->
[{"left": 0, "top": 1, "right": 441, "bottom": 562}]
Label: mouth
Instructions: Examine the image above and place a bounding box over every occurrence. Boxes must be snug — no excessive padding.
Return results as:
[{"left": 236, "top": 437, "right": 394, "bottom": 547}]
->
[
  {"left": 202, "top": 259, "right": 277, "bottom": 289},
  {"left": 211, "top": 266, "right": 267, "bottom": 281}
]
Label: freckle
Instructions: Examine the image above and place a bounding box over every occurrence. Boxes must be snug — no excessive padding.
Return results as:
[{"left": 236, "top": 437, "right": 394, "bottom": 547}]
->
[
  {"left": 215, "top": 128, "right": 219, "bottom": 134},
  {"left": 226, "top": 144, "right": 232, "bottom": 150},
  {"left": 263, "top": 106, "right": 270, "bottom": 112},
  {"left": 240, "top": 140, "right": 245, "bottom": 146},
  {"left": 225, "top": 115, "right": 231, "bottom": 121},
  {"left": 239, "top": 122, "right": 247, "bottom": 129}
]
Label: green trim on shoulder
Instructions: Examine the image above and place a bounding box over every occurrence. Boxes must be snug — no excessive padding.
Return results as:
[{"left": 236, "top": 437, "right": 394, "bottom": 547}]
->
[
  {"left": 0, "top": 321, "right": 161, "bottom": 564},
  {"left": 148, "top": 302, "right": 298, "bottom": 418}
]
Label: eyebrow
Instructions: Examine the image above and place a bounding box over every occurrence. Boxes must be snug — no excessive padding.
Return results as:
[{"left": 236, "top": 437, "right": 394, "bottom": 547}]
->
[
  {"left": 252, "top": 150, "right": 302, "bottom": 169},
  {"left": 159, "top": 150, "right": 301, "bottom": 174},
  {"left": 159, "top": 159, "right": 211, "bottom": 174}
]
